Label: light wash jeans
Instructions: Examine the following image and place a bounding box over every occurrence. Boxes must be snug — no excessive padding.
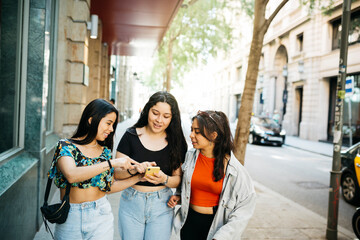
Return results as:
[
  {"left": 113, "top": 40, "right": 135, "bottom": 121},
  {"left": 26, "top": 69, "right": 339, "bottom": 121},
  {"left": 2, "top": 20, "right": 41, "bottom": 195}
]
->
[
  {"left": 118, "top": 187, "right": 174, "bottom": 240},
  {"left": 55, "top": 195, "right": 114, "bottom": 240}
]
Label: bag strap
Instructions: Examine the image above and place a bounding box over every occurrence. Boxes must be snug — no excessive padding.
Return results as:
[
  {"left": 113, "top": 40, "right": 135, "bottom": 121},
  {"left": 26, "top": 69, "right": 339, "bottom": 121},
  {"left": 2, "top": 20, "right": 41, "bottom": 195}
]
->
[
  {"left": 42, "top": 214, "right": 55, "bottom": 239},
  {"left": 43, "top": 178, "right": 52, "bottom": 204},
  {"left": 43, "top": 177, "right": 71, "bottom": 204},
  {"left": 64, "top": 182, "right": 71, "bottom": 196}
]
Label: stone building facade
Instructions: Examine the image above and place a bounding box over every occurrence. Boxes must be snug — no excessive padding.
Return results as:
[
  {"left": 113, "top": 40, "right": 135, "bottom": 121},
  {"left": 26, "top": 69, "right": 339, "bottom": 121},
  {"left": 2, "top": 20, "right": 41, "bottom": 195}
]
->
[
  {"left": 0, "top": 0, "right": 113, "bottom": 239},
  {"left": 255, "top": 0, "right": 360, "bottom": 143},
  {"left": 204, "top": 0, "right": 360, "bottom": 144},
  {"left": 56, "top": 0, "right": 110, "bottom": 137}
]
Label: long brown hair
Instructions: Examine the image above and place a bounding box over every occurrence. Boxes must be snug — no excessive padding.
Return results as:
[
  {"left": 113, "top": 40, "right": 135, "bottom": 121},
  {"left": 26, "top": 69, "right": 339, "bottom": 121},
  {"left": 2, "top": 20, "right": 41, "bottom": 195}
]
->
[
  {"left": 193, "top": 110, "right": 234, "bottom": 181},
  {"left": 134, "top": 91, "right": 187, "bottom": 171}
]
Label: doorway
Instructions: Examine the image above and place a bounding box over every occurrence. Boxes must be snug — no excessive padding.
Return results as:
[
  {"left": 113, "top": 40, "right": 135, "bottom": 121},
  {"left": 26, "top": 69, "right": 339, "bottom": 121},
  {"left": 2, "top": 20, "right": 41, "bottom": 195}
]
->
[
  {"left": 327, "top": 77, "right": 337, "bottom": 142},
  {"left": 295, "top": 86, "right": 303, "bottom": 136}
]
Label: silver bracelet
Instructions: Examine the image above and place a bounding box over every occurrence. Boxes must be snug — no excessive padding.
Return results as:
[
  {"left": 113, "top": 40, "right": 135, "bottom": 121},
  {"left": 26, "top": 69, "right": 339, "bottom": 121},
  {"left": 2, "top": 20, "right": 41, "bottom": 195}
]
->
[{"left": 163, "top": 175, "right": 169, "bottom": 185}]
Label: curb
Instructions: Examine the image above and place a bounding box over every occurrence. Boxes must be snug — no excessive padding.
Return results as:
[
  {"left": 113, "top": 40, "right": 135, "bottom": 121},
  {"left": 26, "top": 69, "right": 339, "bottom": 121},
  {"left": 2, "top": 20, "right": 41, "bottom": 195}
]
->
[{"left": 284, "top": 143, "right": 333, "bottom": 157}]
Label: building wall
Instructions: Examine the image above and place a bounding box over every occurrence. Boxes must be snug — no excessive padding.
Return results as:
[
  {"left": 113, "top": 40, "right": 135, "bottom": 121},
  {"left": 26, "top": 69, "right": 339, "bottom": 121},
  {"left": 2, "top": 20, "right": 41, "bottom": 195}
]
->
[
  {"left": 259, "top": 0, "right": 360, "bottom": 141},
  {"left": 116, "top": 56, "right": 134, "bottom": 121},
  {"left": 194, "top": 0, "right": 360, "bottom": 144},
  {"left": 56, "top": 0, "right": 90, "bottom": 137},
  {"left": 87, "top": 20, "right": 110, "bottom": 103},
  {"left": 54, "top": 0, "right": 110, "bottom": 137},
  {"left": 0, "top": 0, "right": 57, "bottom": 239},
  {"left": 0, "top": 0, "right": 112, "bottom": 239}
]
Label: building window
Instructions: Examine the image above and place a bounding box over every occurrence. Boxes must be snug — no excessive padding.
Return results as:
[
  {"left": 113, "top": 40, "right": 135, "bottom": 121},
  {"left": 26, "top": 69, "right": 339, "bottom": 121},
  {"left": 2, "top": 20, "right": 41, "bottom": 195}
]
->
[
  {"left": 0, "top": 0, "right": 24, "bottom": 155},
  {"left": 332, "top": 10, "right": 360, "bottom": 50},
  {"left": 259, "top": 53, "right": 265, "bottom": 69},
  {"left": 297, "top": 33, "right": 303, "bottom": 52},
  {"left": 260, "top": 91, "right": 264, "bottom": 104},
  {"left": 236, "top": 66, "right": 242, "bottom": 82},
  {"left": 45, "top": 0, "right": 58, "bottom": 133}
]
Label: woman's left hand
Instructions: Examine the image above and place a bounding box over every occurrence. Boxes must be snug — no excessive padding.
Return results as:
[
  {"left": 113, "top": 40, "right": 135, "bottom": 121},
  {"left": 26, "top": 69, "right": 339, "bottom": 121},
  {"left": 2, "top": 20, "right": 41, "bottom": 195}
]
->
[
  {"left": 167, "top": 195, "right": 180, "bottom": 208},
  {"left": 144, "top": 170, "right": 168, "bottom": 185}
]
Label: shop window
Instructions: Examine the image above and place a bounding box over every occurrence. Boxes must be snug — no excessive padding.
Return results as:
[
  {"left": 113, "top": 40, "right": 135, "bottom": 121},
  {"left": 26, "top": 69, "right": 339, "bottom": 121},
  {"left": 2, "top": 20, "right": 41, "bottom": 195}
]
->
[
  {"left": 0, "top": 0, "right": 25, "bottom": 155},
  {"left": 332, "top": 9, "right": 360, "bottom": 50},
  {"left": 343, "top": 74, "right": 360, "bottom": 144},
  {"left": 329, "top": 74, "right": 360, "bottom": 144}
]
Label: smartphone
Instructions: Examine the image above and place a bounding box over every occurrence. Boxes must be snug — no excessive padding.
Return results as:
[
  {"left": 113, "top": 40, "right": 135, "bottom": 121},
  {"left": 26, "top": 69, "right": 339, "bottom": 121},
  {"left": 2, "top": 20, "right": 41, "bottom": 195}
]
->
[{"left": 145, "top": 166, "right": 160, "bottom": 177}]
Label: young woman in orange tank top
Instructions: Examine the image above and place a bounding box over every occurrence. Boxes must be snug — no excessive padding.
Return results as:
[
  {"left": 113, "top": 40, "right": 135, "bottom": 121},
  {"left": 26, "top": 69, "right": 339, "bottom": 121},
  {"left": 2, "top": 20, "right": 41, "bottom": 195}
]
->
[{"left": 168, "top": 110, "right": 256, "bottom": 240}]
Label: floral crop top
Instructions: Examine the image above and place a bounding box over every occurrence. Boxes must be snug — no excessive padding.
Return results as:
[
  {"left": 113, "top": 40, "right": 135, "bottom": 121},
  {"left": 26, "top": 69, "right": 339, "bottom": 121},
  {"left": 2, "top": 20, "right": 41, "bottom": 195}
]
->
[{"left": 48, "top": 139, "right": 114, "bottom": 192}]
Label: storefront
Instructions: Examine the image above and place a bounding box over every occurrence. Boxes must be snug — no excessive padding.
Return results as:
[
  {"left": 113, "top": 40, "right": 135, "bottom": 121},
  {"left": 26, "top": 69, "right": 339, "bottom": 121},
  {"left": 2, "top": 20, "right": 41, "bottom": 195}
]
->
[
  {"left": 328, "top": 73, "right": 360, "bottom": 145},
  {"left": 0, "top": 0, "right": 59, "bottom": 239}
]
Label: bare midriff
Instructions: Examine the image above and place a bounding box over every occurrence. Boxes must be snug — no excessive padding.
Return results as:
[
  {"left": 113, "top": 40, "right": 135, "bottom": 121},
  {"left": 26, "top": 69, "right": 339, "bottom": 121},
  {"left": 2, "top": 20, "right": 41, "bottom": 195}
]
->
[
  {"left": 190, "top": 204, "right": 214, "bottom": 215},
  {"left": 60, "top": 186, "right": 105, "bottom": 203},
  {"left": 132, "top": 184, "right": 166, "bottom": 193}
]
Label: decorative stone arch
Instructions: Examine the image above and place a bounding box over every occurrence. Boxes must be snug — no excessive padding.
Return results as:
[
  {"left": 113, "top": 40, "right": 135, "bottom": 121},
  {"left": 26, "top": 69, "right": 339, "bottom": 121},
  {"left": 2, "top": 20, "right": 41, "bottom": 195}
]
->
[{"left": 272, "top": 45, "right": 288, "bottom": 122}]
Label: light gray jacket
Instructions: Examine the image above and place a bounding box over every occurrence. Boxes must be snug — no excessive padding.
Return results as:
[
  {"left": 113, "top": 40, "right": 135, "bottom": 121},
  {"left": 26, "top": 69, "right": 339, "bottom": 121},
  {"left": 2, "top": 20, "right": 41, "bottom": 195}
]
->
[{"left": 173, "top": 148, "right": 256, "bottom": 240}]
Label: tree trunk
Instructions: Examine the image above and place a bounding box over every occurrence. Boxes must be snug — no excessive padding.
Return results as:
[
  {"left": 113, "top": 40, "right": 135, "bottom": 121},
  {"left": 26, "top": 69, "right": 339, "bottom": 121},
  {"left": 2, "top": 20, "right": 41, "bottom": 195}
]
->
[
  {"left": 165, "top": 39, "right": 174, "bottom": 92},
  {"left": 233, "top": 0, "right": 270, "bottom": 165},
  {"left": 234, "top": 0, "right": 289, "bottom": 164}
]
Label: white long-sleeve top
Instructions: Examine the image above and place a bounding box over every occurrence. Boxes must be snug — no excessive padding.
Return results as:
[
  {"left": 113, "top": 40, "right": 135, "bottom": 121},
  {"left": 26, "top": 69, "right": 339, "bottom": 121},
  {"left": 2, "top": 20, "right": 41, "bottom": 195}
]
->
[{"left": 173, "top": 148, "right": 256, "bottom": 240}]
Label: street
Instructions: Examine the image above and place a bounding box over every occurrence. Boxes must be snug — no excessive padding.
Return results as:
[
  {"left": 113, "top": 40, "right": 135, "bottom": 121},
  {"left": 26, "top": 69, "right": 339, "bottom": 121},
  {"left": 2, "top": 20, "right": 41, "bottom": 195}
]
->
[
  {"left": 183, "top": 117, "right": 355, "bottom": 232},
  {"left": 244, "top": 143, "right": 356, "bottom": 232}
]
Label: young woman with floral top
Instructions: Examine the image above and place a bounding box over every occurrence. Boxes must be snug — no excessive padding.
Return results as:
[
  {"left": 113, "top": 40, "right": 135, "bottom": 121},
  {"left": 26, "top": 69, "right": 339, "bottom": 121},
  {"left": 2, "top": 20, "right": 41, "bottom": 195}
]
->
[{"left": 48, "top": 99, "right": 139, "bottom": 240}]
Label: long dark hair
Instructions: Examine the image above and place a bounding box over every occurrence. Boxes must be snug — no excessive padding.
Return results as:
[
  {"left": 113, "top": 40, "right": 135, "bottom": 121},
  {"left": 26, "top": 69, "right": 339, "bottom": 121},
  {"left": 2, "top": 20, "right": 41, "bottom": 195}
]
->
[
  {"left": 71, "top": 99, "right": 118, "bottom": 149},
  {"left": 193, "top": 110, "right": 234, "bottom": 181},
  {"left": 134, "top": 91, "right": 187, "bottom": 172}
]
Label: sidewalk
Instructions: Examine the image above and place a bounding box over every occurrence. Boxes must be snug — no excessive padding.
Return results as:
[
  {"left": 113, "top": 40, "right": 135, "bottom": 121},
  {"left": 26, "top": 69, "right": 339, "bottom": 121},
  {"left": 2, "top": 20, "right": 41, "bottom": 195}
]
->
[
  {"left": 34, "top": 130, "right": 356, "bottom": 239},
  {"left": 284, "top": 135, "right": 338, "bottom": 157},
  {"left": 34, "top": 180, "right": 355, "bottom": 240},
  {"left": 243, "top": 182, "right": 355, "bottom": 239}
]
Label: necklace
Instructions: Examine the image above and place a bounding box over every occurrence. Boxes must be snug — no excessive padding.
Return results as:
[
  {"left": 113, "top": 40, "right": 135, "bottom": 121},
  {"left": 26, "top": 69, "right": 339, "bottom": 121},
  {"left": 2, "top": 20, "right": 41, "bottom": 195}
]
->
[
  {"left": 76, "top": 138, "right": 98, "bottom": 148},
  {"left": 87, "top": 141, "right": 98, "bottom": 148}
]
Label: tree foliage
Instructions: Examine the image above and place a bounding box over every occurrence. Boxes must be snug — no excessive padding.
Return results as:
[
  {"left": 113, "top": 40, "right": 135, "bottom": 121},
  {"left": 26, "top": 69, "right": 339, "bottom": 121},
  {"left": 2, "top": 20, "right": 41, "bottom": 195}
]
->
[{"left": 147, "top": 0, "right": 233, "bottom": 91}]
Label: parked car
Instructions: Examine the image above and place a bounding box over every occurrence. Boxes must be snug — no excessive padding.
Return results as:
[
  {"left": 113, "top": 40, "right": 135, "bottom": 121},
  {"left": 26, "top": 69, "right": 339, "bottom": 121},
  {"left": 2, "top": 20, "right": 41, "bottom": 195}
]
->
[
  {"left": 341, "top": 142, "right": 360, "bottom": 205},
  {"left": 248, "top": 116, "right": 286, "bottom": 146}
]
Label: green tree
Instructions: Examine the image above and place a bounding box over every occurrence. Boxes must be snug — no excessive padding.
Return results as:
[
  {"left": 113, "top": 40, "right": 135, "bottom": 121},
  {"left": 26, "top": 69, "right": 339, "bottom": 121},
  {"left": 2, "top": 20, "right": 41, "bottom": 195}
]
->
[
  {"left": 234, "top": 0, "right": 336, "bottom": 165},
  {"left": 149, "top": 0, "right": 233, "bottom": 91}
]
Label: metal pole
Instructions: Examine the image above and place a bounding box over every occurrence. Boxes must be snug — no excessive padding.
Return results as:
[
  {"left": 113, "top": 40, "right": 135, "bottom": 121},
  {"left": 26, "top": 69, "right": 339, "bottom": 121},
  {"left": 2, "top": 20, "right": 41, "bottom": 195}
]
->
[
  {"left": 348, "top": 100, "right": 352, "bottom": 147},
  {"left": 326, "top": 0, "right": 351, "bottom": 239}
]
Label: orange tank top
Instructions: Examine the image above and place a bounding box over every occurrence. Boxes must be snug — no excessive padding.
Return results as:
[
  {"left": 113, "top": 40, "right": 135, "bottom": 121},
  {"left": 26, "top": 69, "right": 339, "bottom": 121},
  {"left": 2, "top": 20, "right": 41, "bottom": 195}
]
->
[{"left": 190, "top": 153, "right": 224, "bottom": 207}]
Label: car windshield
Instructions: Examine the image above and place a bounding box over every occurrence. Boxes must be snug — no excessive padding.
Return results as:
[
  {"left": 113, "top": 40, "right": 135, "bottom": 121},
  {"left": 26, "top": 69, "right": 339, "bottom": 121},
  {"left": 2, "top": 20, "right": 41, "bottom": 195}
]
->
[
  {"left": 253, "top": 117, "right": 279, "bottom": 128},
  {"left": 348, "top": 142, "right": 360, "bottom": 155}
]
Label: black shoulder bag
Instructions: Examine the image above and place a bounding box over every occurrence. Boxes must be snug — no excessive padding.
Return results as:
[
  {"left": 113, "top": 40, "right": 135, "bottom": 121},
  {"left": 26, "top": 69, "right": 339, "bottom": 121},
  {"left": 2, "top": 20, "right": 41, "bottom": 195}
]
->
[{"left": 40, "top": 177, "right": 71, "bottom": 239}]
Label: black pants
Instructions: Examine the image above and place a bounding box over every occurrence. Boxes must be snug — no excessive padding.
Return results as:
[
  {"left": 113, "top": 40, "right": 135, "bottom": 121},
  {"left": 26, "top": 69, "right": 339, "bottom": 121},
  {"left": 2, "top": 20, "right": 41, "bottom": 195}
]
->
[{"left": 180, "top": 206, "right": 217, "bottom": 240}]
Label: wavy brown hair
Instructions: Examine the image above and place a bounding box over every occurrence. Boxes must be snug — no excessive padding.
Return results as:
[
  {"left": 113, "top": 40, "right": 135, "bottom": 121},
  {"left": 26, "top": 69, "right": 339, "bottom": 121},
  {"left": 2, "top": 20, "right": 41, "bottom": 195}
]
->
[
  {"left": 193, "top": 110, "right": 234, "bottom": 181},
  {"left": 134, "top": 91, "right": 187, "bottom": 172}
]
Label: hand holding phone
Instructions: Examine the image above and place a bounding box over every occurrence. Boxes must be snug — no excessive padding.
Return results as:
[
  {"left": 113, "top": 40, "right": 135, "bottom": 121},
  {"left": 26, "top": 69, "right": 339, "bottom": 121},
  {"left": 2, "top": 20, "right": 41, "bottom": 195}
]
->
[{"left": 145, "top": 166, "right": 160, "bottom": 177}]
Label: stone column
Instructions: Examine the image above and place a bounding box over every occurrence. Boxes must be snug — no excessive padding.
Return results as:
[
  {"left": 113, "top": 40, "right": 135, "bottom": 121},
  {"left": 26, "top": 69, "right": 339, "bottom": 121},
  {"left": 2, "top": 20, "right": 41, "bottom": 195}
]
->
[{"left": 55, "top": 0, "right": 90, "bottom": 137}]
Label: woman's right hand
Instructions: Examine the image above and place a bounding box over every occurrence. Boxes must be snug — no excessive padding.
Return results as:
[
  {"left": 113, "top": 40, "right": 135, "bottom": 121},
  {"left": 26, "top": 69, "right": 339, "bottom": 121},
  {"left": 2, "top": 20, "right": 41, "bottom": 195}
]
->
[
  {"left": 112, "top": 157, "right": 139, "bottom": 170},
  {"left": 167, "top": 195, "right": 181, "bottom": 208},
  {"left": 134, "top": 161, "right": 157, "bottom": 174}
]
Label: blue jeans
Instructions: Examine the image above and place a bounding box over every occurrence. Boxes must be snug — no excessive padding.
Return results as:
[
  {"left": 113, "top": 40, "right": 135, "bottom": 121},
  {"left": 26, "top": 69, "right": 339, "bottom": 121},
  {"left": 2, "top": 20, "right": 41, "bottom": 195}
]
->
[
  {"left": 55, "top": 195, "right": 114, "bottom": 240},
  {"left": 118, "top": 187, "right": 174, "bottom": 240}
]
